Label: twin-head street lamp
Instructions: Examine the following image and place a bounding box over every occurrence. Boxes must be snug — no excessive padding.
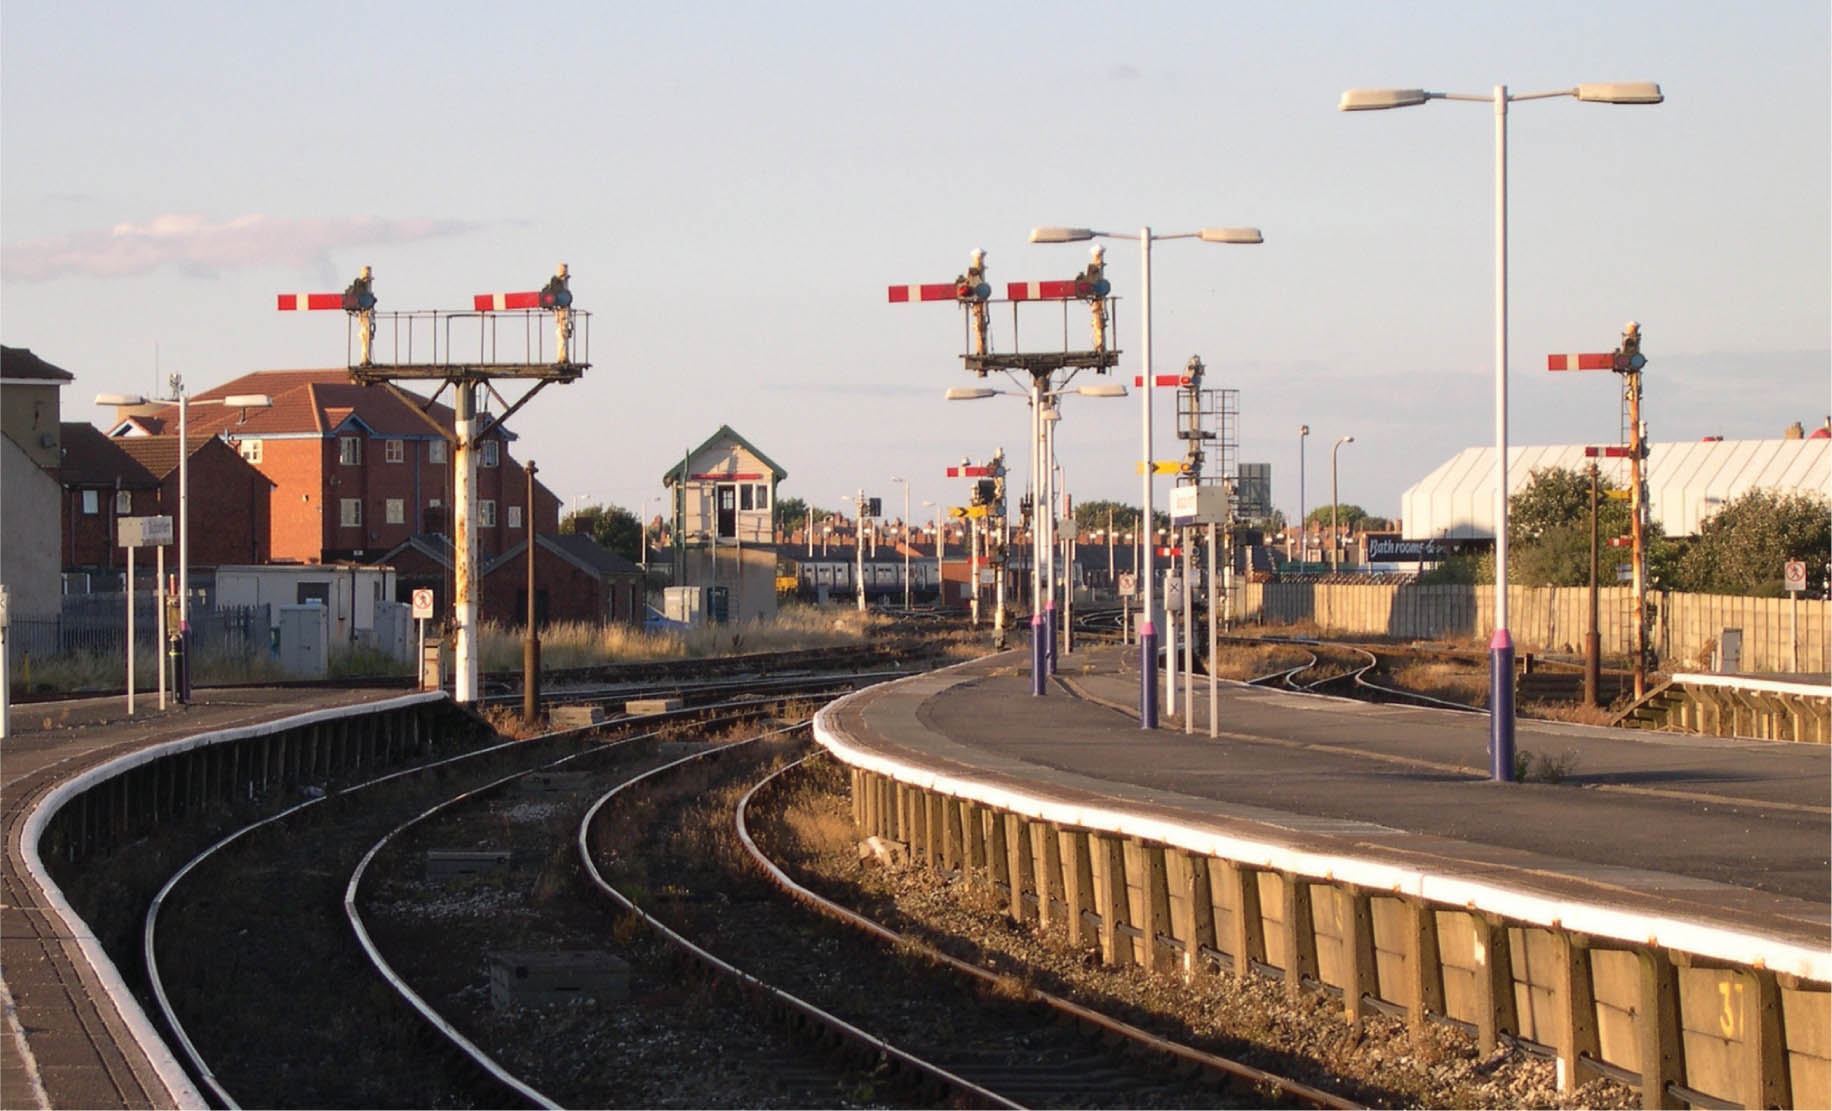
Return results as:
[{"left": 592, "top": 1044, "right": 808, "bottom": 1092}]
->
[
  {"left": 1339, "top": 79, "right": 1661, "bottom": 780},
  {"left": 1031, "top": 224, "right": 1262, "bottom": 729},
  {"left": 947, "top": 381, "right": 1126, "bottom": 696},
  {"left": 95, "top": 383, "right": 273, "bottom": 700}
]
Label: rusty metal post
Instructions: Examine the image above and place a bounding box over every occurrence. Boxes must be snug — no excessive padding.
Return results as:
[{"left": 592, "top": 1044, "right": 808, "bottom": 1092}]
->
[
  {"left": 1627, "top": 364, "right": 1647, "bottom": 699},
  {"left": 1587, "top": 462, "right": 1602, "bottom": 707},
  {"left": 523, "top": 460, "right": 540, "bottom": 727},
  {"left": 453, "top": 382, "right": 479, "bottom": 704}
]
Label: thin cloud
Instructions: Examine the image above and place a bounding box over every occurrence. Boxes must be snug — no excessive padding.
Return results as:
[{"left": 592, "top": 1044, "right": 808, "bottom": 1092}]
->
[{"left": 2, "top": 212, "right": 481, "bottom": 281}]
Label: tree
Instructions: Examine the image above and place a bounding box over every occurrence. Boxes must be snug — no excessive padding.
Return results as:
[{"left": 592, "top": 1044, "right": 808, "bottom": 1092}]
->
[
  {"left": 1073, "top": 500, "right": 1169, "bottom": 535},
  {"left": 774, "top": 496, "right": 837, "bottom": 534},
  {"left": 1505, "top": 466, "right": 1675, "bottom": 588},
  {"left": 1304, "top": 504, "right": 1366, "bottom": 530},
  {"left": 1673, "top": 489, "right": 1830, "bottom": 596},
  {"left": 561, "top": 502, "right": 643, "bottom": 564}
]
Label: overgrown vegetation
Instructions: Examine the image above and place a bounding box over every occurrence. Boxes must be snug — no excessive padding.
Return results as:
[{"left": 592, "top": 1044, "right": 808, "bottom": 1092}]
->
[{"left": 476, "top": 603, "right": 879, "bottom": 670}]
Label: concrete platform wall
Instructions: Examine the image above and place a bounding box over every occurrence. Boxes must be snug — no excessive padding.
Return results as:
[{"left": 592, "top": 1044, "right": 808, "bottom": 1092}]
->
[{"left": 840, "top": 761, "right": 1831, "bottom": 1110}]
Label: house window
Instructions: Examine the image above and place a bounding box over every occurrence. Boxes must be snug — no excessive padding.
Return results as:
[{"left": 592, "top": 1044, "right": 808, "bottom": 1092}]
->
[
  {"left": 115, "top": 490, "right": 132, "bottom": 514},
  {"left": 481, "top": 440, "right": 500, "bottom": 468},
  {"left": 81, "top": 490, "right": 99, "bottom": 515},
  {"left": 385, "top": 498, "right": 405, "bottom": 525},
  {"left": 239, "top": 439, "right": 263, "bottom": 464},
  {"left": 740, "top": 485, "right": 754, "bottom": 511},
  {"left": 340, "top": 498, "right": 362, "bottom": 527},
  {"left": 478, "top": 500, "right": 497, "bottom": 527},
  {"left": 339, "top": 436, "right": 362, "bottom": 465},
  {"left": 507, "top": 505, "right": 523, "bottom": 529},
  {"left": 753, "top": 483, "right": 770, "bottom": 510},
  {"left": 428, "top": 439, "right": 448, "bottom": 464},
  {"left": 385, "top": 439, "right": 404, "bottom": 463}
]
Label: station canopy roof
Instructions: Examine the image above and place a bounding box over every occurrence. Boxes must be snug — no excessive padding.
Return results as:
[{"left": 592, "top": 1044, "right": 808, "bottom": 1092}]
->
[{"left": 1401, "top": 437, "right": 1829, "bottom": 540}]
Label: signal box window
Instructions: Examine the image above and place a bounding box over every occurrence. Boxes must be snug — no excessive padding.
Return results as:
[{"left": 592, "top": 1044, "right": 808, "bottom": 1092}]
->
[
  {"left": 481, "top": 441, "right": 500, "bottom": 468},
  {"left": 740, "top": 486, "right": 754, "bottom": 511},
  {"left": 428, "top": 439, "right": 448, "bottom": 465},
  {"left": 340, "top": 498, "right": 362, "bottom": 527},
  {"left": 753, "top": 483, "right": 769, "bottom": 510},
  {"left": 385, "top": 439, "right": 404, "bottom": 464},
  {"left": 339, "top": 436, "right": 362, "bottom": 465}
]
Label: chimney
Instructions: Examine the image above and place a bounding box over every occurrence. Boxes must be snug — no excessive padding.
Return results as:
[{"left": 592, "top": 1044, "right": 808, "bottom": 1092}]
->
[{"left": 1784, "top": 421, "right": 1804, "bottom": 440}]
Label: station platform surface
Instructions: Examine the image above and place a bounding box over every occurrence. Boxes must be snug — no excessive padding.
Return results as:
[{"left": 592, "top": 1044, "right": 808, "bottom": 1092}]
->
[
  {"left": 2, "top": 686, "right": 412, "bottom": 1110},
  {"left": 824, "top": 644, "right": 1830, "bottom": 969}
]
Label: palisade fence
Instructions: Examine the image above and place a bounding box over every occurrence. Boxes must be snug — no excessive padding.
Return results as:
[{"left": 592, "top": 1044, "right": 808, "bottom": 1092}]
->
[
  {"left": 7, "top": 600, "right": 271, "bottom": 671},
  {"left": 1237, "top": 582, "right": 1830, "bottom": 674}
]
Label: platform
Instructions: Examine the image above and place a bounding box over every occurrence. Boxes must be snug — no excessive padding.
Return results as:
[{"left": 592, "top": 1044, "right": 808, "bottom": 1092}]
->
[
  {"left": 819, "top": 644, "right": 1830, "bottom": 969},
  {"left": 2, "top": 687, "right": 423, "bottom": 1110}
]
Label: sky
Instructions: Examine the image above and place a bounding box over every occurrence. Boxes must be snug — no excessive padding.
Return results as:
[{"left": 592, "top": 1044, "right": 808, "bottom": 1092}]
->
[{"left": 4, "top": 1, "right": 1827, "bottom": 532}]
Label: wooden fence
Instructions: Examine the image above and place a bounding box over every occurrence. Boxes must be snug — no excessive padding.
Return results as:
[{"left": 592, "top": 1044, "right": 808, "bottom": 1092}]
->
[{"left": 1236, "top": 583, "right": 1829, "bottom": 674}]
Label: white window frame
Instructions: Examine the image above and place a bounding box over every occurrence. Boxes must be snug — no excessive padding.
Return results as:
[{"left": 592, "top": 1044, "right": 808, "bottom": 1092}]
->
[
  {"left": 428, "top": 439, "right": 448, "bottom": 465},
  {"left": 340, "top": 498, "right": 362, "bottom": 527},
  {"left": 339, "top": 436, "right": 362, "bottom": 466},
  {"left": 481, "top": 440, "right": 500, "bottom": 468},
  {"left": 478, "top": 499, "right": 497, "bottom": 527},
  {"left": 115, "top": 490, "right": 132, "bottom": 515},
  {"left": 385, "top": 438, "right": 404, "bottom": 463},
  {"left": 238, "top": 439, "right": 263, "bottom": 464},
  {"left": 507, "top": 504, "right": 523, "bottom": 529},
  {"left": 385, "top": 498, "right": 405, "bottom": 525}
]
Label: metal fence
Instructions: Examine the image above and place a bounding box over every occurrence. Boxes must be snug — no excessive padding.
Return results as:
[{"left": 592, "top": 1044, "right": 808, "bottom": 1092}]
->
[{"left": 7, "top": 602, "right": 270, "bottom": 669}]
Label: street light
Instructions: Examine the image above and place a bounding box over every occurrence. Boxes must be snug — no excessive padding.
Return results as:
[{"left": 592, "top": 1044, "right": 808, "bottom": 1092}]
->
[
  {"left": 1340, "top": 79, "right": 1661, "bottom": 780},
  {"left": 922, "top": 499, "right": 943, "bottom": 605},
  {"left": 1330, "top": 435, "right": 1355, "bottom": 573},
  {"left": 1032, "top": 224, "right": 1262, "bottom": 728},
  {"left": 97, "top": 383, "right": 271, "bottom": 700},
  {"left": 947, "top": 381, "right": 1126, "bottom": 695},
  {"left": 889, "top": 475, "right": 910, "bottom": 610},
  {"left": 1297, "top": 424, "right": 1310, "bottom": 565}
]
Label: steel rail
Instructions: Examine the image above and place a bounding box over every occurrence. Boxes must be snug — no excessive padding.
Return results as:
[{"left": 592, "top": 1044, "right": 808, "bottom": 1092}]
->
[
  {"left": 736, "top": 755, "right": 1364, "bottom": 1111},
  {"left": 575, "top": 730, "right": 1022, "bottom": 1110}
]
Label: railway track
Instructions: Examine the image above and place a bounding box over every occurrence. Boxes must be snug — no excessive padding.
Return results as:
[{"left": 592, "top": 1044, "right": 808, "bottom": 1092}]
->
[{"left": 135, "top": 684, "right": 858, "bottom": 1107}]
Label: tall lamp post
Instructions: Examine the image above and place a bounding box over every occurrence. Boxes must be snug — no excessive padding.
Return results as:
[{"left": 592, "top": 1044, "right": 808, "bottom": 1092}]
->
[
  {"left": 1297, "top": 424, "right": 1310, "bottom": 564},
  {"left": 946, "top": 381, "right": 1126, "bottom": 695},
  {"left": 1330, "top": 435, "right": 1354, "bottom": 572},
  {"left": 97, "top": 382, "right": 271, "bottom": 700},
  {"left": 890, "top": 475, "right": 910, "bottom": 610},
  {"left": 922, "top": 500, "right": 943, "bottom": 605},
  {"left": 1031, "top": 224, "right": 1262, "bottom": 729},
  {"left": 1340, "top": 79, "right": 1662, "bottom": 780}
]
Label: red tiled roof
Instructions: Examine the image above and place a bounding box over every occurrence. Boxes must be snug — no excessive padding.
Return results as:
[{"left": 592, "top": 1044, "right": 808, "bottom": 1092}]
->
[
  {"left": 112, "top": 433, "right": 266, "bottom": 483},
  {"left": 58, "top": 423, "right": 159, "bottom": 487},
  {"left": 149, "top": 370, "right": 455, "bottom": 441},
  {"left": 2, "top": 345, "right": 75, "bottom": 382}
]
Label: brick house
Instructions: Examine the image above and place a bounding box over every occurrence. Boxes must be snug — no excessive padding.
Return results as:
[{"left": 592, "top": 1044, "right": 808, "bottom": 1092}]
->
[
  {"left": 105, "top": 369, "right": 559, "bottom": 564},
  {"left": 57, "top": 422, "right": 162, "bottom": 572},
  {"left": 374, "top": 531, "right": 641, "bottom": 627}
]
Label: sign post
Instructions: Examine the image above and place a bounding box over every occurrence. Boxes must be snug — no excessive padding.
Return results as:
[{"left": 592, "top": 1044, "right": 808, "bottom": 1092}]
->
[
  {"left": 1784, "top": 560, "right": 1807, "bottom": 672},
  {"left": 412, "top": 588, "right": 437, "bottom": 690},
  {"left": 117, "top": 516, "right": 173, "bottom": 715}
]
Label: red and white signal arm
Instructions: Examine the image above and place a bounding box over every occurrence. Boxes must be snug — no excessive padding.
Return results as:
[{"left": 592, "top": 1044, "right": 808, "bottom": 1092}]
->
[
  {"left": 1784, "top": 561, "right": 1807, "bottom": 593},
  {"left": 412, "top": 588, "right": 436, "bottom": 620}
]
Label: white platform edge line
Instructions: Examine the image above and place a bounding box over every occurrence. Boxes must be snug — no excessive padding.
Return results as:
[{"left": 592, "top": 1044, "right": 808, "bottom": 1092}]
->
[
  {"left": 14, "top": 690, "right": 448, "bottom": 1109},
  {"left": 812, "top": 671, "right": 1831, "bottom": 984}
]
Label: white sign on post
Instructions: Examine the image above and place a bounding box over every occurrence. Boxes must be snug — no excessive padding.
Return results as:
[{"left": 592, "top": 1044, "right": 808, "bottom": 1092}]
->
[
  {"left": 412, "top": 588, "right": 436, "bottom": 619},
  {"left": 1783, "top": 561, "right": 1807, "bottom": 593},
  {"left": 118, "top": 515, "right": 174, "bottom": 548}
]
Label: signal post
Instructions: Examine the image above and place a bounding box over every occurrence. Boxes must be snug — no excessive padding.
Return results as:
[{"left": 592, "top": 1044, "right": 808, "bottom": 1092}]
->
[{"left": 283, "top": 264, "right": 589, "bottom": 704}]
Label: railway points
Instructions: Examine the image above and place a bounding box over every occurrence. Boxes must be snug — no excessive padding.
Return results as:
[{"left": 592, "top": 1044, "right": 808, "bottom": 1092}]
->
[{"left": 815, "top": 645, "right": 1832, "bottom": 1108}]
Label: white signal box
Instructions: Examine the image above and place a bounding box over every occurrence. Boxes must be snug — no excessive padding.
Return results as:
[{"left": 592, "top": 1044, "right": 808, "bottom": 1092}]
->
[{"left": 1169, "top": 485, "right": 1227, "bottom": 525}]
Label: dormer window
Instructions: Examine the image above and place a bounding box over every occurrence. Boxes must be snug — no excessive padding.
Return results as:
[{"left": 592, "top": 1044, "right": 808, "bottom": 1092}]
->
[{"left": 339, "top": 435, "right": 362, "bottom": 465}]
